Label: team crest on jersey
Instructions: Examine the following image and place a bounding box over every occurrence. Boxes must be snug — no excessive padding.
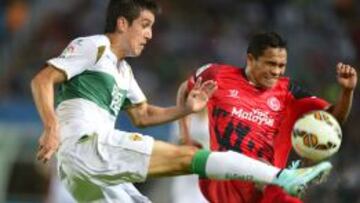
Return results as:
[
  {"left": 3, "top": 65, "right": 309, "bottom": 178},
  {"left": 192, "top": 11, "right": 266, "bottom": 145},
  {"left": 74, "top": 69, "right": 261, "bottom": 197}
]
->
[
  {"left": 60, "top": 39, "right": 83, "bottom": 58},
  {"left": 228, "top": 89, "right": 240, "bottom": 99},
  {"left": 129, "top": 133, "right": 143, "bottom": 141},
  {"left": 60, "top": 45, "right": 75, "bottom": 58},
  {"left": 267, "top": 96, "right": 281, "bottom": 111}
]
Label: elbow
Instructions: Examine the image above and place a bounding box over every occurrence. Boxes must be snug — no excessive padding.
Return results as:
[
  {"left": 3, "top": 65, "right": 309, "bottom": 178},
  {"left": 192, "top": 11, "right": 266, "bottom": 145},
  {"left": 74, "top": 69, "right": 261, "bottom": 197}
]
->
[
  {"left": 31, "top": 73, "right": 47, "bottom": 94},
  {"left": 30, "top": 75, "right": 41, "bottom": 93}
]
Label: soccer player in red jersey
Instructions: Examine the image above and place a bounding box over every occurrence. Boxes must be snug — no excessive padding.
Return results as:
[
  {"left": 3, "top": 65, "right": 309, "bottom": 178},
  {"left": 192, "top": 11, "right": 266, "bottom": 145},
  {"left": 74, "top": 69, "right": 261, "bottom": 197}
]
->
[{"left": 178, "top": 32, "right": 357, "bottom": 203}]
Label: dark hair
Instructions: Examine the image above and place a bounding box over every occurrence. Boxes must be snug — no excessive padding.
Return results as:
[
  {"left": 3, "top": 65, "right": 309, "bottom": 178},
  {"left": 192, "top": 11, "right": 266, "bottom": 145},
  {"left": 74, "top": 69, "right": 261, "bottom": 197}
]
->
[
  {"left": 247, "top": 32, "right": 287, "bottom": 59},
  {"left": 105, "top": 0, "right": 160, "bottom": 33}
]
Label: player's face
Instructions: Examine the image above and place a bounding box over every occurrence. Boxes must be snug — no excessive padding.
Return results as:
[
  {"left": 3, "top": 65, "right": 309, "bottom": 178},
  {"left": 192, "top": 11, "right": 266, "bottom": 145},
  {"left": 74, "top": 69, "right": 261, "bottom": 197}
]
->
[
  {"left": 247, "top": 48, "right": 287, "bottom": 88},
  {"left": 124, "top": 9, "right": 154, "bottom": 57}
]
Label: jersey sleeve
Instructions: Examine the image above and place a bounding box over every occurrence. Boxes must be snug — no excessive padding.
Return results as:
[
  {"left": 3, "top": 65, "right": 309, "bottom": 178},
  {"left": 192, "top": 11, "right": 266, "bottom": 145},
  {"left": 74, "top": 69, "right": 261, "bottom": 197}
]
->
[
  {"left": 47, "top": 38, "right": 97, "bottom": 80},
  {"left": 122, "top": 68, "right": 147, "bottom": 109},
  {"left": 187, "top": 63, "right": 217, "bottom": 91},
  {"left": 273, "top": 96, "right": 330, "bottom": 168},
  {"left": 287, "top": 80, "right": 331, "bottom": 114}
]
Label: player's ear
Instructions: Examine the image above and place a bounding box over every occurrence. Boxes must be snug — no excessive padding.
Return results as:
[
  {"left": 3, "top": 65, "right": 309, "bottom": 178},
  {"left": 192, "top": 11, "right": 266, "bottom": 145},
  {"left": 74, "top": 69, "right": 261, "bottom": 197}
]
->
[
  {"left": 247, "top": 53, "right": 255, "bottom": 65},
  {"left": 116, "top": 17, "right": 129, "bottom": 33}
]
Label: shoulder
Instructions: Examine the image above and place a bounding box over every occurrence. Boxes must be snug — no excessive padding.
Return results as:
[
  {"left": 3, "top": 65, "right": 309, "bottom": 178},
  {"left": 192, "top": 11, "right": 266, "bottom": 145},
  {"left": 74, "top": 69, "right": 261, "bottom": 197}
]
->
[
  {"left": 62, "top": 35, "right": 99, "bottom": 55},
  {"left": 76, "top": 35, "right": 113, "bottom": 62},
  {"left": 285, "top": 78, "right": 313, "bottom": 99},
  {"left": 277, "top": 76, "right": 291, "bottom": 87},
  {"left": 70, "top": 35, "right": 110, "bottom": 51},
  {"left": 194, "top": 63, "right": 239, "bottom": 78},
  {"left": 194, "top": 63, "right": 215, "bottom": 77},
  {"left": 81, "top": 35, "right": 108, "bottom": 45},
  {"left": 271, "top": 77, "right": 294, "bottom": 95}
]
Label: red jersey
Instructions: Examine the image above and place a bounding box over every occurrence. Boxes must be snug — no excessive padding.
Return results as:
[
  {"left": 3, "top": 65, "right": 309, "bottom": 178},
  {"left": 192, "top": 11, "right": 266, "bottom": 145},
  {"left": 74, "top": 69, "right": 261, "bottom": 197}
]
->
[{"left": 187, "top": 64, "right": 330, "bottom": 203}]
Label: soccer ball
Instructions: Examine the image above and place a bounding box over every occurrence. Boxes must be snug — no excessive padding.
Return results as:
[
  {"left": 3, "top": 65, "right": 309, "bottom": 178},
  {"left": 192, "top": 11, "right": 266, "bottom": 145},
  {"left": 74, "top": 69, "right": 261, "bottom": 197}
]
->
[{"left": 291, "top": 110, "right": 342, "bottom": 161}]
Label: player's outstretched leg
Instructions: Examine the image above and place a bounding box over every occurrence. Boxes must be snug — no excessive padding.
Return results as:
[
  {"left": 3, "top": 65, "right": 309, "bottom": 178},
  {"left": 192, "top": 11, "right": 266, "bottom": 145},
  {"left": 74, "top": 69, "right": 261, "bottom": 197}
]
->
[
  {"left": 149, "top": 142, "right": 332, "bottom": 197},
  {"left": 190, "top": 150, "right": 332, "bottom": 197},
  {"left": 272, "top": 161, "right": 332, "bottom": 197}
]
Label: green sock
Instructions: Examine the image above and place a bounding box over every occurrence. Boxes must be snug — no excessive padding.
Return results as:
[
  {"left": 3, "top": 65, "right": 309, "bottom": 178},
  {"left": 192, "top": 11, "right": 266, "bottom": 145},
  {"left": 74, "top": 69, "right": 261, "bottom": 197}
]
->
[{"left": 191, "top": 149, "right": 211, "bottom": 178}]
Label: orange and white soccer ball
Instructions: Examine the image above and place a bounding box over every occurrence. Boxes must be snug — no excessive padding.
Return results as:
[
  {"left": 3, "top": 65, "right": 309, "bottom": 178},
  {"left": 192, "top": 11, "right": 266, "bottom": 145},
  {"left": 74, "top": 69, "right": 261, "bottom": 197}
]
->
[{"left": 291, "top": 110, "right": 342, "bottom": 161}]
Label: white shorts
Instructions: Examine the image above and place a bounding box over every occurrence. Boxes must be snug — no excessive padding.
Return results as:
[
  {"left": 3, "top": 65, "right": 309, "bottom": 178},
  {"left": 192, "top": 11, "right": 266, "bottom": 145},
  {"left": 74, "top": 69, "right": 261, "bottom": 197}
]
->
[{"left": 57, "top": 129, "right": 154, "bottom": 203}]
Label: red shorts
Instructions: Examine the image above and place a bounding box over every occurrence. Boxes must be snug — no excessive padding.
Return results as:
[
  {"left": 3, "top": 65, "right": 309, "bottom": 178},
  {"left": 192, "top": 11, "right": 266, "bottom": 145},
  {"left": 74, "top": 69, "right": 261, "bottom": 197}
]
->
[{"left": 199, "top": 180, "right": 302, "bottom": 203}]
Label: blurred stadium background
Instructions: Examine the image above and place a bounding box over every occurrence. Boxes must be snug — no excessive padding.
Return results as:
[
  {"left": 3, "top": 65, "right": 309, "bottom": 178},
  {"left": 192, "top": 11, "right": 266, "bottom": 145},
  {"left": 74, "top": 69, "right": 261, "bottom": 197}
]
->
[{"left": 0, "top": 0, "right": 359, "bottom": 202}]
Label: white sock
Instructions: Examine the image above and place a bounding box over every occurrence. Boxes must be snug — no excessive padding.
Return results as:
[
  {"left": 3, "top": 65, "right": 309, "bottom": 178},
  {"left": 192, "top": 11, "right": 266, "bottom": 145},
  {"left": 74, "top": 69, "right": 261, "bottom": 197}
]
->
[{"left": 205, "top": 151, "right": 280, "bottom": 183}]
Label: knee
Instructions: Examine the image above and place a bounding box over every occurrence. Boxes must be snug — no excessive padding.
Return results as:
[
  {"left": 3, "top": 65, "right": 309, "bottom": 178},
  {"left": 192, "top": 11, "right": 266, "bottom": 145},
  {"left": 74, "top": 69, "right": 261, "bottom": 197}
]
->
[
  {"left": 149, "top": 142, "right": 200, "bottom": 176},
  {"left": 175, "top": 146, "right": 198, "bottom": 171}
]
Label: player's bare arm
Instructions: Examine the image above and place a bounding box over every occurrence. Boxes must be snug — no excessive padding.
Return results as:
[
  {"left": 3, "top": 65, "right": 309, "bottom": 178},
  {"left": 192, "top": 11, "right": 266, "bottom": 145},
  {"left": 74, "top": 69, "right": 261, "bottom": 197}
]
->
[
  {"left": 126, "top": 79, "right": 217, "bottom": 128},
  {"left": 126, "top": 102, "right": 189, "bottom": 128},
  {"left": 31, "top": 65, "right": 66, "bottom": 163},
  {"left": 176, "top": 81, "right": 191, "bottom": 145},
  {"left": 328, "top": 62, "right": 357, "bottom": 124},
  {"left": 176, "top": 81, "right": 192, "bottom": 145},
  {"left": 176, "top": 81, "right": 202, "bottom": 146}
]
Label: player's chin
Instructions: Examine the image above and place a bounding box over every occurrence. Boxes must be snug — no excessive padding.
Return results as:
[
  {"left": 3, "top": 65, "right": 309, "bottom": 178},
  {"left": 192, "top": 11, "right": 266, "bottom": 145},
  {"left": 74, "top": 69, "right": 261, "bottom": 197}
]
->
[
  {"left": 128, "top": 48, "right": 144, "bottom": 57},
  {"left": 262, "top": 79, "right": 278, "bottom": 88},
  {"left": 137, "top": 45, "right": 145, "bottom": 54}
]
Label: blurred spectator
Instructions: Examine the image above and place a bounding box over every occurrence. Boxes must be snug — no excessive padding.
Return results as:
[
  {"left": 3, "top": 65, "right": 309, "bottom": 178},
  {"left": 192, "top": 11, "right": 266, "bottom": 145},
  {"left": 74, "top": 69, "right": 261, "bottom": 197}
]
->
[{"left": 5, "top": 0, "right": 29, "bottom": 34}]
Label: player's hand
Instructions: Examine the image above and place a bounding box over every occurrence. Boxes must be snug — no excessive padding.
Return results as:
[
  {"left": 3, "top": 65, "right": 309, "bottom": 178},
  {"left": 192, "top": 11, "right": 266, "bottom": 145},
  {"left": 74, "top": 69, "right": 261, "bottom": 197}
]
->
[
  {"left": 336, "top": 62, "right": 357, "bottom": 91},
  {"left": 185, "top": 77, "right": 217, "bottom": 113},
  {"left": 37, "top": 127, "right": 59, "bottom": 164}
]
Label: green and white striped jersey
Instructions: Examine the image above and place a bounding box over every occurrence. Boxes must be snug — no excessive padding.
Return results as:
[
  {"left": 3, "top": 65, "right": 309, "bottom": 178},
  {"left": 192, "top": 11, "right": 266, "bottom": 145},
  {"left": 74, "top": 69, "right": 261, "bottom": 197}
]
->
[{"left": 48, "top": 35, "right": 146, "bottom": 138}]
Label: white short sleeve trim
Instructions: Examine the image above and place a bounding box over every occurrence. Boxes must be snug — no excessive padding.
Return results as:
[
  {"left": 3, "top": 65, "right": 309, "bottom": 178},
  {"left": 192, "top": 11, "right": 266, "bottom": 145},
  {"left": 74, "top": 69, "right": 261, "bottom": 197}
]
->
[{"left": 47, "top": 37, "right": 97, "bottom": 80}]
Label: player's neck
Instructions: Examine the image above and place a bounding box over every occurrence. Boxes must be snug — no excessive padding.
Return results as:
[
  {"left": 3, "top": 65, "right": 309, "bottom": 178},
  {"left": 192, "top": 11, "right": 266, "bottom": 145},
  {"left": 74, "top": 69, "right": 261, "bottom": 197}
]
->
[
  {"left": 244, "top": 68, "right": 258, "bottom": 87},
  {"left": 244, "top": 68, "right": 268, "bottom": 91},
  {"left": 105, "top": 33, "right": 126, "bottom": 60}
]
